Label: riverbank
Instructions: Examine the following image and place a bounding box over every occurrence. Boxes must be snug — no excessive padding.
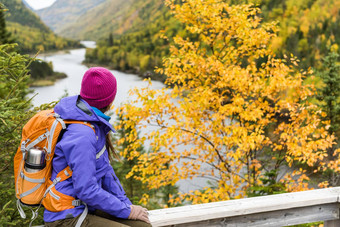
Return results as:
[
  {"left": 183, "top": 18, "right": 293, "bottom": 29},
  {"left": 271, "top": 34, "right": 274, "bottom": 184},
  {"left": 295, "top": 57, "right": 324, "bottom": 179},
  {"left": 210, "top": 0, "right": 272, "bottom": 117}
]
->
[
  {"left": 28, "top": 57, "right": 68, "bottom": 87},
  {"left": 29, "top": 71, "right": 67, "bottom": 87},
  {"left": 29, "top": 42, "right": 94, "bottom": 88}
]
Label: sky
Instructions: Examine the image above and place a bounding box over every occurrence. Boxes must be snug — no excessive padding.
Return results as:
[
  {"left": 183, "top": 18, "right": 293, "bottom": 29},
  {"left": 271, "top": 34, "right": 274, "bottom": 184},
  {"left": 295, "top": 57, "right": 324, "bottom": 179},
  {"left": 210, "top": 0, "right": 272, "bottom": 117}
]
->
[{"left": 24, "top": 0, "right": 56, "bottom": 10}]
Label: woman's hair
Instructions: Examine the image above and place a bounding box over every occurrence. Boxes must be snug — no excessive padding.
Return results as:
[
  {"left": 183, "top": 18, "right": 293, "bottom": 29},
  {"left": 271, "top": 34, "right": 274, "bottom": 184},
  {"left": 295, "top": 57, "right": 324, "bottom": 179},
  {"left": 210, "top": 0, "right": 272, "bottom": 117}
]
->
[
  {"left": 106, "top": 134, "right": 120, "bottom": 162},
  {"left": 100, "top": 105, "right": 120, "bottom": 162}
]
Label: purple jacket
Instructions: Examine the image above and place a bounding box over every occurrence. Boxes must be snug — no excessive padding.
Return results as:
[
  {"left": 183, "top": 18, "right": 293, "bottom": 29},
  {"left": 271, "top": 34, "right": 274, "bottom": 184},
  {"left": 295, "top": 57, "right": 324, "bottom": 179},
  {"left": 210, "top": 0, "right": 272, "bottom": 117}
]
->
[{"left": 44, "top": 95, "right": 132, "bottom": 222}]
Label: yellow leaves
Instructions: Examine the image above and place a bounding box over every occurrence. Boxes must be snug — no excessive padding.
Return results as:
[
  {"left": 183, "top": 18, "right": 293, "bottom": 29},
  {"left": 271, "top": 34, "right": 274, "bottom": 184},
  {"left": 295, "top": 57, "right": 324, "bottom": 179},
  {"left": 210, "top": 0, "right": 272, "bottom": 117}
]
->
[
  {"left": 139, "top": 194, "right": 150, "bottom": 207},
  {"left": 113, "top": 0, "right": 338, "bottom": 207},
  {"left": 281, "top": 170, "right": 311, "bottom": 192},
  {"left": 318, "top": 181, "right": 329, "bottom": 188},
  {"left": 175, "top": 185, "right": 234, "bottom": 205},
  {"left": 330, "top": 43, "right": 339, "bottom": 52},
  {"left": 158, "top": 29, "right": 168, "bottom": 41}
]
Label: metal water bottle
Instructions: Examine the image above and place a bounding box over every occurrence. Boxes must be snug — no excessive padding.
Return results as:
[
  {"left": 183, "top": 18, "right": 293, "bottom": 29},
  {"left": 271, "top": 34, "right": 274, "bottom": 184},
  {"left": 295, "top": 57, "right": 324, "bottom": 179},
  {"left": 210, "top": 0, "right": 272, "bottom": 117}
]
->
[{"left": 24, "top": 148, "right": 46, "bottom": 173}]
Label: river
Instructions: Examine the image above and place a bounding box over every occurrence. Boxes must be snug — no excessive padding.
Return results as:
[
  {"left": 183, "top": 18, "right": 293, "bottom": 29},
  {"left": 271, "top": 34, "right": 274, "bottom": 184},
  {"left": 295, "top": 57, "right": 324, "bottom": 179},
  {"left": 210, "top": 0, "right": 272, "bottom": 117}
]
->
[
  {"left": 28, "top": 41, "right": 208, "bottom": 194},
  {"left": 29, "top": 41, "right": 164, "bottom": 107}
]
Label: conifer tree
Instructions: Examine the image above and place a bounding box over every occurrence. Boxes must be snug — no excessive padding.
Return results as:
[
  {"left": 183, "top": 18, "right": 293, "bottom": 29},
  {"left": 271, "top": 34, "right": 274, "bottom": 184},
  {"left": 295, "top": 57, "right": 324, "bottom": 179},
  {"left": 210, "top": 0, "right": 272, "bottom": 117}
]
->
[
  {"left": 111, "top": 113, "right": 147, "bottom": 204},
  {"left": 317, "top": 51, "right": 340, "bottom": 186},
  {"left": 0, "top": 4, "right": 12, "bottom": 45},
  {"left": 317, "top": 52, "right": 340, "bottom": 139},
  {"left": 0, "top": 43, "right": 33, "bottom": 225},
  {"left": 0, "top": 6, "right": 31, "bottom": 225},
  {"left": 108, "top": 33, "right": 114, "bottom": 47}
]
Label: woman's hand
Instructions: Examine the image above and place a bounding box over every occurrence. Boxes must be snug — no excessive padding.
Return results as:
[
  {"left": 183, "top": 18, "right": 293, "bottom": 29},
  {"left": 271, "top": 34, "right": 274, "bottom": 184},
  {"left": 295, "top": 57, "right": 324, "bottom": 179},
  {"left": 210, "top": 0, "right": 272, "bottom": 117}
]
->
[{"left": 128, "top": 205, "right": 150, "bottom": 224}]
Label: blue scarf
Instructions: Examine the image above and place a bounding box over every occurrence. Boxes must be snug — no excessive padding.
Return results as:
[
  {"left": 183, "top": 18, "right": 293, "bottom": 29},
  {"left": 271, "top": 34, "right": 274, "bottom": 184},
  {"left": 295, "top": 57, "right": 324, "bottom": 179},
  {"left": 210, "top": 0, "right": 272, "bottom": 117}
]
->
[{"left": 91, "top": 107, "right": 111, "bottom": 122}]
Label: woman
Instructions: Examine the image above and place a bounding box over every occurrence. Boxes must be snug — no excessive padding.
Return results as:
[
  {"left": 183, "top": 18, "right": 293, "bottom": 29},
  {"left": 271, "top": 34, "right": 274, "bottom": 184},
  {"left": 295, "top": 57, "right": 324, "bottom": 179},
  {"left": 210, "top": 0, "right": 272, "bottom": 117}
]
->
[{"left": 44, "top": 67, "right": 151, "bottom": 227}]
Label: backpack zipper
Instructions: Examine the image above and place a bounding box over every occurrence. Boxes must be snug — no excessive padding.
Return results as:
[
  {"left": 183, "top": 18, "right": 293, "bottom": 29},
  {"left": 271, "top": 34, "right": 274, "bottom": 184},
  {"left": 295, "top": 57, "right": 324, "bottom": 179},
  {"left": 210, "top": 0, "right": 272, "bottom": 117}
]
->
[
  {"left": 49, "top": 189, "right": 60, "bottom": 200},
  {"left": 47, "top": 119, "right": 60, "bottom": 155}
]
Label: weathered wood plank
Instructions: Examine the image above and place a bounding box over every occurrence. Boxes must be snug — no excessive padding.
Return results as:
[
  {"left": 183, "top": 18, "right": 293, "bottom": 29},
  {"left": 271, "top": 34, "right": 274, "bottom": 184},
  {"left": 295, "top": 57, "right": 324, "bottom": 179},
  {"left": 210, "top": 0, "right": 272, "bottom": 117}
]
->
[
  {"left": 165, "top": 204, "right": 339, "bottom": 227},
  {"left": 149, "top": 187, "right": 340, "bottom": 227}
]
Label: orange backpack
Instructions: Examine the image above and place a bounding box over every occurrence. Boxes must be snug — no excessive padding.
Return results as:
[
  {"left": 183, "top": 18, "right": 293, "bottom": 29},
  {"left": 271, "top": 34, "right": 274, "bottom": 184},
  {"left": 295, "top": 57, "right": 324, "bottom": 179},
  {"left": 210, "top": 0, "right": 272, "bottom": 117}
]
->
[{"left": 14, "top": 109, "right": 94, "bottom": 221}]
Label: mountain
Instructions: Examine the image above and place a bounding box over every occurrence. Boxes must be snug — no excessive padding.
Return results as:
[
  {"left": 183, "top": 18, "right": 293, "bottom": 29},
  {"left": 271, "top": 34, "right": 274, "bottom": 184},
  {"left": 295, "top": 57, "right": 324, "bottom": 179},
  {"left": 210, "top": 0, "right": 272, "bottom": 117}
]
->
[
  {"left": 58, "top": 0, "right": 133, "bottom": 40},
  {"left": 35, "top": 0, "right": 162, "bottom": 41},
  {"left": 34, "top": 0, "right": 339, "bottom": 79},
  {"left": 21, "top": 0, "right": 34, "bottom": 11},
  {"left": 36, "top": 0, "right": 107, "bottom": 35},
  {"left": 1, "top": 0, "right": 81, "bottom": 53},
  {"left": 3, "top": 0, "right": 50, "bottom": 33},
  {"left": 83, "top": 0, "right": 180, "bottom": 81}
]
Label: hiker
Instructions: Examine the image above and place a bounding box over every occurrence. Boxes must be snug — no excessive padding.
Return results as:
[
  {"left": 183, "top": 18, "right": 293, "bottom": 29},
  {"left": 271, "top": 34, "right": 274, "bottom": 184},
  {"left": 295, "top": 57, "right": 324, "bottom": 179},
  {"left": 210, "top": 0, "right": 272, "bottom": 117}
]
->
[{"left": 43, "top": 67, "right": 151, "bottom": 227}]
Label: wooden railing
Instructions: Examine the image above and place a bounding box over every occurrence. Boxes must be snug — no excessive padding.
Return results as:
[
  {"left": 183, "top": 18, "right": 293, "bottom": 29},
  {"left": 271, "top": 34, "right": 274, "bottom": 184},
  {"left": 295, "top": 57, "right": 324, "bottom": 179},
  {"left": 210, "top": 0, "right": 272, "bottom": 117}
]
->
[{"left": 149, "top": 187, "right": 340, "bottom": 227}]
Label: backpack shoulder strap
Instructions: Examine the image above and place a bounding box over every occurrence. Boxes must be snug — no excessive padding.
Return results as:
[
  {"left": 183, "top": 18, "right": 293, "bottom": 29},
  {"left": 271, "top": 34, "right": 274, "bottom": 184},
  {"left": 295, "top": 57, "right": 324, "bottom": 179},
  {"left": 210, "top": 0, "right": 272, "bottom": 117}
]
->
[{"left": 60, "top": 119, "right": 96, "bottom": 134}]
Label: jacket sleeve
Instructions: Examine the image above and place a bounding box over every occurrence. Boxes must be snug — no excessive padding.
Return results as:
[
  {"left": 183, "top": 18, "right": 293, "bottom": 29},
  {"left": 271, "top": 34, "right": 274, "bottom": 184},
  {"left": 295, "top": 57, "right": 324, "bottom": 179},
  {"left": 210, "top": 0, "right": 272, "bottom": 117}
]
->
[
  {"left": 60, "top": 124, "right": 131, "bottom": 219},
  {"left": 102, "top": 168, "right": 132, "bottom": 206}
]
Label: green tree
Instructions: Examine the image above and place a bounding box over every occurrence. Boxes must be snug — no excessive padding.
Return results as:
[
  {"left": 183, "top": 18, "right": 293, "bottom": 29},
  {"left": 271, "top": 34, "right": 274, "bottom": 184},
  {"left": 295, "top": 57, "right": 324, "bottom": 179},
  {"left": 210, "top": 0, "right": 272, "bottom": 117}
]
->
[
  {"left": 111, "top": 112, "right": 147, "bottom": 205},
  {"left": 108, "top": 33, "right": 114, "bottom": 47},
  {"left": 317, "top": 52, "right": 340, "bottom": 139},
  {"left": 247, "top": 170, "right": 286, "bottom": 197},
  {"left": 317, "top": 51, "right": 340, "bottom": 186},
  {"left": 0, "top": 43, "right": 34, "bottom": 226},
  {"left": 0, "top": 4, "right": 12, "bottom": 44},
  {"left": 0, "top": 6, "right": 45, "bottom": 225}
]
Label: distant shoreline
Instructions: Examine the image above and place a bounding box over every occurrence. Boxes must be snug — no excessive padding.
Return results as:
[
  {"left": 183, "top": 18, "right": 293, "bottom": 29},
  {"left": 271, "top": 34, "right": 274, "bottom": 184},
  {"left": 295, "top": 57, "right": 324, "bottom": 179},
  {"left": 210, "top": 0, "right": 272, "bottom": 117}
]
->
[
  {"left": 28, "top": 43, "right": 93, "bottom": 87},
  {"left": 29, "top": 72, "right": 67, "bottom": 87}
]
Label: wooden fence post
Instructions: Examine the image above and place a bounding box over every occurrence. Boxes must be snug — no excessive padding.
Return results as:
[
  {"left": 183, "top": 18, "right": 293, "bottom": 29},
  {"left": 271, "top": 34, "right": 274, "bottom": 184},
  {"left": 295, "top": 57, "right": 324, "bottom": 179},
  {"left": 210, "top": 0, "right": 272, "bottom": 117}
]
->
[{"left": 324, "top": 219, "right": 340, "bottom": 227}]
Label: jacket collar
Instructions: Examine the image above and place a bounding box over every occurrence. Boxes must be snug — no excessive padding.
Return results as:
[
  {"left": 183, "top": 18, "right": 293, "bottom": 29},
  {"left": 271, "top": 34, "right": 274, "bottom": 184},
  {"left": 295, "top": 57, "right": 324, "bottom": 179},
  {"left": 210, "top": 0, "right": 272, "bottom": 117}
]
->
[{"left": 76, "top": 96, "right": 115, "bottom": 133}]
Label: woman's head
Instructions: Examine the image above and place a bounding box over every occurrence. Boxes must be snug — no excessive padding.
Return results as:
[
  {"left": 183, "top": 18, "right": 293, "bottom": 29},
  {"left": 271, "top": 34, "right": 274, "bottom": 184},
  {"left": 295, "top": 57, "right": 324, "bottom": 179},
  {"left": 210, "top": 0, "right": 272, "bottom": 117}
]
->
[
  {"left": 81, "top": 67, "right": 120, "bottom": 161},
  {"left": 80, "top": 67, "right": 117, "bottom": 109}
]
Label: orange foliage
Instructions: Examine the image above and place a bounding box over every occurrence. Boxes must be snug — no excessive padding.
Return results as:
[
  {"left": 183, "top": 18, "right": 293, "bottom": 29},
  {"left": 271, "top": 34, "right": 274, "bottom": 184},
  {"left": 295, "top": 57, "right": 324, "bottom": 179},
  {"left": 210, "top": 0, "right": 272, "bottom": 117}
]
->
[{"left": 116, "top": 0, "right": 335, "bottom": 205}]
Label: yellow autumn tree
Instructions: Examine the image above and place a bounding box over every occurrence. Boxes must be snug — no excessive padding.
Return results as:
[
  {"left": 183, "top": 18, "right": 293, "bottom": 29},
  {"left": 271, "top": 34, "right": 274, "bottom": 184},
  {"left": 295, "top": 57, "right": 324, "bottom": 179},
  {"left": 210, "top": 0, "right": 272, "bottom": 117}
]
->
[{"left": 116, "top": 0, "right": 335, "bottom": 205}]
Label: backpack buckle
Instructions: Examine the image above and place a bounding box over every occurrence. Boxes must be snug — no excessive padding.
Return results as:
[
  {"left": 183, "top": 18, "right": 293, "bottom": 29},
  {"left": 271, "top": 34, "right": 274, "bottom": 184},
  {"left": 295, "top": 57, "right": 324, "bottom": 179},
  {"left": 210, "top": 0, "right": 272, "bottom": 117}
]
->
[{"left": 72, "top": 200, "right": 83, "bottom": 206}]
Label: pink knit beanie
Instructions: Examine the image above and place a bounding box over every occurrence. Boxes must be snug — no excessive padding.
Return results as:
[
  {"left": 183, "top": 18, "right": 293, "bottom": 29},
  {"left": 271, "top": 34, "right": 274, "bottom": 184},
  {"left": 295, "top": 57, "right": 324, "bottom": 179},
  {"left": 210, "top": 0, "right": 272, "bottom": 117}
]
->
[{"left": 80, "top": 67, "right": 117, "bottom": 109}]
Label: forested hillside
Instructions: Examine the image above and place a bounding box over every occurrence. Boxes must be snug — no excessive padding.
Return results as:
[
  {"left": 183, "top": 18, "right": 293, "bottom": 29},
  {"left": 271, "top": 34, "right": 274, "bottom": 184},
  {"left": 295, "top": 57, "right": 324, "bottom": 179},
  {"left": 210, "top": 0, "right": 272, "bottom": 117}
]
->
[
  {"left": 35, "top": 0, "right": 150, "bottom": 40},
  {"left": 83, "top": 0, "right": 339, "bottom": 80},
  {"left": 256, "top": 0, "right": 340, "bottom": 69},
  {"left": 84, "top": 0, "right": 180, "bottom": 81},
  {"left": 1, "top": 0, "right": 81, "bottom": 53},
  {"left": 0, "top": 1, "right": 75, "bottom": 85},
  {"left": 36, "top": 0, "right": 106, "bottom": 35},
  {"left": 57, "top": 0, "right": 132, "bottom": 39},
  {"left": 24, "top": 0, "right": 340, "bottom": 74}
]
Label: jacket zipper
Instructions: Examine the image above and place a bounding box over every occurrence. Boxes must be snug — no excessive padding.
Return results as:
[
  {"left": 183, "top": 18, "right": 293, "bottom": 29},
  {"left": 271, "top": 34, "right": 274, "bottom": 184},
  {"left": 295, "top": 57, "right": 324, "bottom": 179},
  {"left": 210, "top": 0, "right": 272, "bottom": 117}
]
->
[{"left": 112, "top": 174, "right": 123, "bottom": 192}]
